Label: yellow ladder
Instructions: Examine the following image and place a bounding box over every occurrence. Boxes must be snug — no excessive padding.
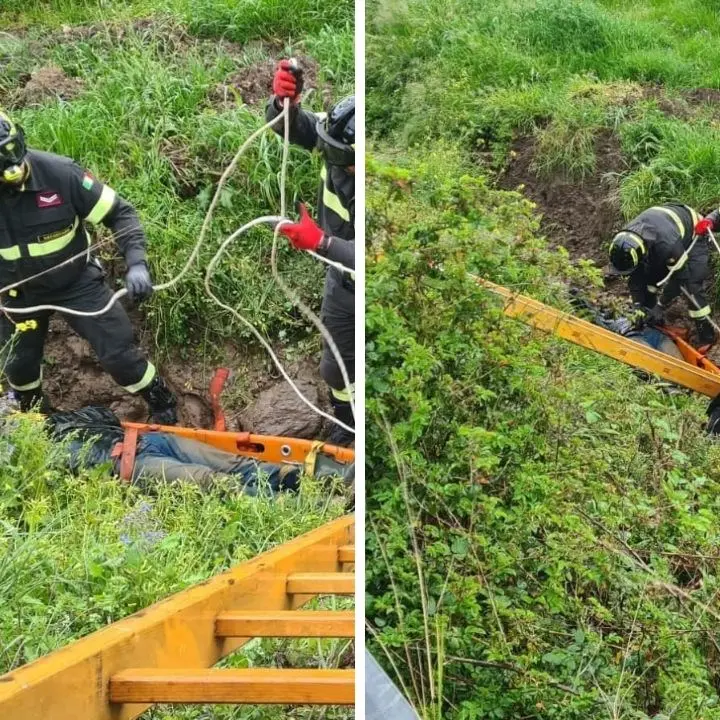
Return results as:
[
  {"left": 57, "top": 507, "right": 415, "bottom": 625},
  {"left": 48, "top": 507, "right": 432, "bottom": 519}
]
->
[
  {"left": 478, "top": 277, "right": 720, "bottom": 397},
  {"left": 0, "top": 515, "right": 355, "bottom": 717}
]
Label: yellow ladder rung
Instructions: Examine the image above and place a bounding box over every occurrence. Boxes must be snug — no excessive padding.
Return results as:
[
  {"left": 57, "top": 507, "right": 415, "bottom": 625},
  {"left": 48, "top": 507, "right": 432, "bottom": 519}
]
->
[
  {"left": 286, "top": 572, "right": 354, "bottom": 595},
  {"left": 215, "top": 610, "right": 354, "bottom": 638},
  {"left": 337, "top": 544, "right": 355, "bottom": 563},
  {"left": 109, "top": 668, "right": 355, "bottom": 705}
]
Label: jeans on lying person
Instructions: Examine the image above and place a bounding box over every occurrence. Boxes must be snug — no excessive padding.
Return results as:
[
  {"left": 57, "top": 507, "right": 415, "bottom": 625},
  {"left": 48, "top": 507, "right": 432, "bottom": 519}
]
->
[{"left": 132, "top": 433, "right": 300, "bottom": 494}]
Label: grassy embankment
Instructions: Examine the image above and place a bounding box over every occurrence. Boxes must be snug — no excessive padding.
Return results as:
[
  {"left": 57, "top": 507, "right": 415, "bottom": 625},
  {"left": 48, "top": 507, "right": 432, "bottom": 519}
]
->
[
  {"left": 367, "top": 1, "right": 720, "bottom": 718},
  {"left": 0, "top": 2, "right": 353, "bottom": 718}
]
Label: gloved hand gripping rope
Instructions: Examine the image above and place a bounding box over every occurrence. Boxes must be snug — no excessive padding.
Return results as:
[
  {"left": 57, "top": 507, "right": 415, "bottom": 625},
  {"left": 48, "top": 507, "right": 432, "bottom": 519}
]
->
[{"left": 0, "top": 91, "right": 355, "bottom": 434}]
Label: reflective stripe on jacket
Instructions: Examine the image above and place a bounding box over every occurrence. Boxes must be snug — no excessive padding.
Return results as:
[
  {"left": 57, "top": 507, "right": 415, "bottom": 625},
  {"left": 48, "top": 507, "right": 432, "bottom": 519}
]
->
[{"left": 0, "top": 149, "right": 146, "bottom": 294}]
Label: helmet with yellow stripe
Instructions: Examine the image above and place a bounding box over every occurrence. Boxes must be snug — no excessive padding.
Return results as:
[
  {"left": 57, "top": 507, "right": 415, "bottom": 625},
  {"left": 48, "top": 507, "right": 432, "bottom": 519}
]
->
[
  {"left": 609, "top": 231, "right": 646, "bottom": 275},
  {"left": 316, "top": 95, "right": 354, "bottom": 167},
  {"left": 0, "top": 110, "right": 27, "bottom": 184}
]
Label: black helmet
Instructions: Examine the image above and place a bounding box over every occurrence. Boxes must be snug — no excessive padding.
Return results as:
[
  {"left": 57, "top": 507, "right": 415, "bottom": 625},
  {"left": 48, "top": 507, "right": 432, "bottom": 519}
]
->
[
  {"left": 0, "top": 110, "right": 27, "bottom": 183},
  {"left": 316, "top": 95, "right": 354, "bottom": 167},
  {"left": 609, "top": 231, "right": 646, "bottom": 275}
]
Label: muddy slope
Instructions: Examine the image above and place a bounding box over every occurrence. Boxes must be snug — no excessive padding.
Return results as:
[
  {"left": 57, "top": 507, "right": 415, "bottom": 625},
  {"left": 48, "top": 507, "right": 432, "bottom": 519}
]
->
[
  {"left": 39, "top": 309, "right": 328, "bottom": 438},
  {"left": 498, "top": 130, "right": 626, "bottom": 267}
]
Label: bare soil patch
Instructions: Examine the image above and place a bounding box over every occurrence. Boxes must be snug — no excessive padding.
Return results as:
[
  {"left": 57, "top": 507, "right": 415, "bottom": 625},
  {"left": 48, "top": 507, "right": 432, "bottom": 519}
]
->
[
  {"left": 498, "top": 130, "right": 626, "bottom": 268},
  {"left": 210, "top": 54, "right": 330, "bottom": 109},
  {"left": 38, "top": 305, "right": 329, "bottom": 438},
  {"left": 12, "top": 66, "right": 84, "bottom": 107}
]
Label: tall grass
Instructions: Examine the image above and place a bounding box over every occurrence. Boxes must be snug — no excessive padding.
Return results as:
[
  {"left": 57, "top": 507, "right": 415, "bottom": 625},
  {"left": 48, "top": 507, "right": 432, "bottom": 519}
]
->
[
  {"left": 0, "top": 413, "right": 352, "bottom": 719},
  {"left": 0, "top": 17, "right": 352, "bottom": 348}
]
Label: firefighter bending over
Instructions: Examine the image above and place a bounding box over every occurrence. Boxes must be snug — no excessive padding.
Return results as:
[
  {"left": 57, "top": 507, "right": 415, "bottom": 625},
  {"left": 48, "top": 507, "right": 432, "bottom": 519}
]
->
[
  {"left": 0, "top": 110, "right": 177, "bottom": 423},
  {"left": 608, "top": 202, "right": 718, "bottom": 348},
  {"left": 266, "top": 60, "right": 355, "bottom": 446}
]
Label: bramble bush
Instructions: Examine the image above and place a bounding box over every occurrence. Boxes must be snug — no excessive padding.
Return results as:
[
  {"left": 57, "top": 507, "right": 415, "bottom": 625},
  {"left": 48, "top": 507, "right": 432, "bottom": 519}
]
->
[{"left": 366, "top": 148, "right": 720, "bottom": 719}]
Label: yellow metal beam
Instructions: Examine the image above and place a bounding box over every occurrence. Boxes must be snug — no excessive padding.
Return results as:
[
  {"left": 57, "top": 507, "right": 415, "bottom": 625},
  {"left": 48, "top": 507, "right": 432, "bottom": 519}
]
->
[
  {"left": 0, "top": 516, "right": 354, "bottom": 720},
  {"left": 478, "top": 278, "right": 720, "bottom": 398},
  {"left": 214, "top": 610, "right": 355, "bottom": 638},
  {"left": 109, "top": 668, "right": 355, "bottom": 705}
]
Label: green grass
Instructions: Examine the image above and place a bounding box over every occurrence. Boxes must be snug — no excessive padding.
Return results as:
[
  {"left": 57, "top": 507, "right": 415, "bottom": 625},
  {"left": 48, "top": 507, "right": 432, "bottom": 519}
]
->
[
  {"left": 0, "top": 413, "right": 352, "bottom": 719},
  {"left": 368, "top": 0, "right": 720, "bottom": 219},
  {"left": 0, "top": 11, "right": 353, "bottom": 350}
]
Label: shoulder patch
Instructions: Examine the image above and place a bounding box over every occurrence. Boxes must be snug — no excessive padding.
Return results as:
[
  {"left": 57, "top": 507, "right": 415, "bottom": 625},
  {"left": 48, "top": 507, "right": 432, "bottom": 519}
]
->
[{"left": 82, "top": 173, "right": 95, "bottom": 190}]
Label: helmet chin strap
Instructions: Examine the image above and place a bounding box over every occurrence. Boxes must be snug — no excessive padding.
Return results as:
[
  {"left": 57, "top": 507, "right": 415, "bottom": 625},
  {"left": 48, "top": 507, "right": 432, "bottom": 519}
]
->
[{"left": 2, "top": 162, "right": 26, "bottom": 184}]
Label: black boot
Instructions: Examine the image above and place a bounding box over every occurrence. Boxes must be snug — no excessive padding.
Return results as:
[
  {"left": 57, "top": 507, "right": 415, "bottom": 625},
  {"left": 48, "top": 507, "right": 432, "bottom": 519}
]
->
[
  {"left": 696, "top": 318, "right": 717, "bottom": 349},
  {"left": 140, "top": 375, "right": 178, "bottom": 425},
  {"left": 326, "top": 391, "right": 354, "bottom": 447},
  {"left": 15, "top": 388, "right": 54, "bottom": 415}
]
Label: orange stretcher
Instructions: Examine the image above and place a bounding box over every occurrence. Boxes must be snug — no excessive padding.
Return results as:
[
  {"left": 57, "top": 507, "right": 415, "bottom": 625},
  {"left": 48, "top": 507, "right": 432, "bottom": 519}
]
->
[{"left": 115, "top": 368, "right": 354, "bottom": 481}]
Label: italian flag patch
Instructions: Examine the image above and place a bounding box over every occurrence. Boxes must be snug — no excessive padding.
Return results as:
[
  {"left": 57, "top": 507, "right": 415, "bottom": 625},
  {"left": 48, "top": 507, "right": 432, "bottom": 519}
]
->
[{"left": 82, "top": 173, "right": 94, "bottom": 190}]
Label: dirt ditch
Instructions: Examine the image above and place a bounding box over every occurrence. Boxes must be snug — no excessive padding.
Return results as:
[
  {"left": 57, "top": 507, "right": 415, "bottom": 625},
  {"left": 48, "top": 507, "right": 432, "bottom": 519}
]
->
[
  {"left": 498, "top": 128, "right": 720, "bottom": 353},
  {"left": 498, "top": 129, "right": 626, "bottom": 267},
  {"left": 38, "top": 308, "right": 329, "bottom": 438},
  {"left": 209, "top": 53, "right": 330, "bottom": 109}
]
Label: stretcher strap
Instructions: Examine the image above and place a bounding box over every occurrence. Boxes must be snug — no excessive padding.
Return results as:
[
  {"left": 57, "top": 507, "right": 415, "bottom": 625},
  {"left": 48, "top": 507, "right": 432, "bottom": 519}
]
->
[
  {"left": 119, "top": 427, "right": 139, "bottom": 483},
  {"left": 304, "top": 440, "right": 325, "bottom": 477}
]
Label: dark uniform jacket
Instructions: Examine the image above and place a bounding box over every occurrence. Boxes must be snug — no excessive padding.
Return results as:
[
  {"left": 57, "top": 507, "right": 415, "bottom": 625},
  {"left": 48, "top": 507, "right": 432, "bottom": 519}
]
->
[
  {"left": 624, "top": 203, "right": 708, "bottom": 315},
  {"left": 0, "top": 149, "right": 146, "bottom": 296},
  {"left": 265, "top": 101, "right": 355, "bottom": 306}
]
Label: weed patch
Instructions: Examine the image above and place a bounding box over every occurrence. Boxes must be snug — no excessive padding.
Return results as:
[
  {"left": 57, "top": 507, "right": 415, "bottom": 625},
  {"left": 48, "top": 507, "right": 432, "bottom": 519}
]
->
[{"left": 367, "top": 147, "right": 720, "bottom": 720}]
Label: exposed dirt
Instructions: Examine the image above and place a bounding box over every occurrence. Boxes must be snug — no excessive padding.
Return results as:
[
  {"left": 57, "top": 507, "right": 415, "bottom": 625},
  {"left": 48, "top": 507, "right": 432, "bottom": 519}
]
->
[
  {"left": 210, "top": 54, "right": 329, "bottom": 109},
  {"left": 37, "top": 307, "right": 330, "bottom": 438},
  {"left": 684, "top": 88, "right": 720, "bottom": 106},
  {"left": 12, "top": 66, "right": 84, "bottom": 107},
  {"left": 498, "top": 129, "right": 626, "bottom": 267},
  {"left": 159, "top": 137, "right": 199, "bottom": 199},
  {"left": 498, "top": 129, "right": 720, "bottom": 351}
]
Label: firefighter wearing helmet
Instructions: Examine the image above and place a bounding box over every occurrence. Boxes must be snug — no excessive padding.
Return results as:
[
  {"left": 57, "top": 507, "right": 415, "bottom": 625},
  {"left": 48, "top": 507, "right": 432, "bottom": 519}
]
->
[
  {"left": 608, "top": 202, "right": 718, "bottom": 348},
  {"left": 0, "top": 109, "right": 177, "bottom": 422},
  {"left": 267, "top": 60, "right": 355, "bottom": 446}
]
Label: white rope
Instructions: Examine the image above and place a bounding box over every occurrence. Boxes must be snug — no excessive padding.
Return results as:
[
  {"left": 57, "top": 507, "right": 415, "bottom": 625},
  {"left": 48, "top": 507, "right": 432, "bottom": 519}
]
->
[
  {"left": 656, "top": 233, "right": 700, "bottom": 288},
  {"left": 0, "top": 114, "right": 287, "bottom": 316},
  {"left": 308, "top": 249, "right": 354, "bottom": 275},
  {"left": 0, "top": 96, "right": 355, "bottom": 433},
  {"left": 204, "top": 97, "right": 355, "bottom": 432}
]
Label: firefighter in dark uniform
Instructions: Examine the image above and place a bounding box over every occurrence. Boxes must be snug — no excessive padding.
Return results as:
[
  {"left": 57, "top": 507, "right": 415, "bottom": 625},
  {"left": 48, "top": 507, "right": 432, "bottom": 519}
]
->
[
  {"left": 608, "top": 202, "right": 717, "bottom": 348},
  {"left": 267, "top": 60, "right": 355, "bottom": 446},
  {"left": 0, "top": 110, "right": 177, "bottom": 422}
]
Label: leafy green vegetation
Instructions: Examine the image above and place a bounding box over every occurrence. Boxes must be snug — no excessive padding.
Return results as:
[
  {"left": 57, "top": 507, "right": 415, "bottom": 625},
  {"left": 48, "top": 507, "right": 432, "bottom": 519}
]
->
[
  {"left": 1, "top": 413, "right": 351, "bottom": 719},
  {"left": 367, "top": 1, "right": 720, "bottom": 715},
  {"left": 366, "top": 145, "right": 720, "bottom": 720},
  {"left": 0, "top": 2, "right": 353, "bottom": 718},
  {"left": 367, "top": 0, "right": 720, "bottom": 217}
]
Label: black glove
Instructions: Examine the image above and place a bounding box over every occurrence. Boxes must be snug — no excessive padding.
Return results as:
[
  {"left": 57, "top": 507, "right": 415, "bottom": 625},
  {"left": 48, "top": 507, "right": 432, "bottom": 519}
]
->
[
  {"left": 696, "top": 318, "right": 717, "bottom": 348},
  {"left": 125, "top": 262, "right": 153, "bottom": 303},
  {"left": 707, "top": 394, "right": 720, "bottom": 435},
  {"left": 644, "top": 304, "right": 665, "bottom": 328}
]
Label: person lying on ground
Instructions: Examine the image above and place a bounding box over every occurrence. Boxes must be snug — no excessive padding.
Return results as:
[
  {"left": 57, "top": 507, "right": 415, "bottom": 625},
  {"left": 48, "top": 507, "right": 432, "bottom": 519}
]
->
[
  {"left": 0, "top": 110, "right": 177, "bottom": 423},
  {"left": 4, "top": 403, "right": 353, "bottom": 494},
  {"left": 608, "top": 202, "right": 718, "bottom": 349},
  {"left": 266, "top": 61, "right": 355, "bottom": 447},
  {"left": 589, "top": 307, "right": 720, "bottom": 437},
  {"left": 592, "top": 314, "right": 685, "bottom": 360}
]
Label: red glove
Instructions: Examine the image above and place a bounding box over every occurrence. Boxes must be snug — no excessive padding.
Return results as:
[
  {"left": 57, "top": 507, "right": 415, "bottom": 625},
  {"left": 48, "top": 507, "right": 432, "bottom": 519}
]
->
[
  {"left": 695, "top": 217, "right": 715, "bottom": 235},
  {"left": 272, "top": 60, "right": 302, "bottom": 103},
  {"left": 279, "top": 204, "right": 324, "bottom": 251}
]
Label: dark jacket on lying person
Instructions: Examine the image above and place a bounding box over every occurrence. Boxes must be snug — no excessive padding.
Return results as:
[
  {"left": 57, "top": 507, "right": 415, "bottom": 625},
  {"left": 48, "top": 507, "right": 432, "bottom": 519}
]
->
[{"left": 44, "top": 406, "right": 352, "bottom": 493}]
